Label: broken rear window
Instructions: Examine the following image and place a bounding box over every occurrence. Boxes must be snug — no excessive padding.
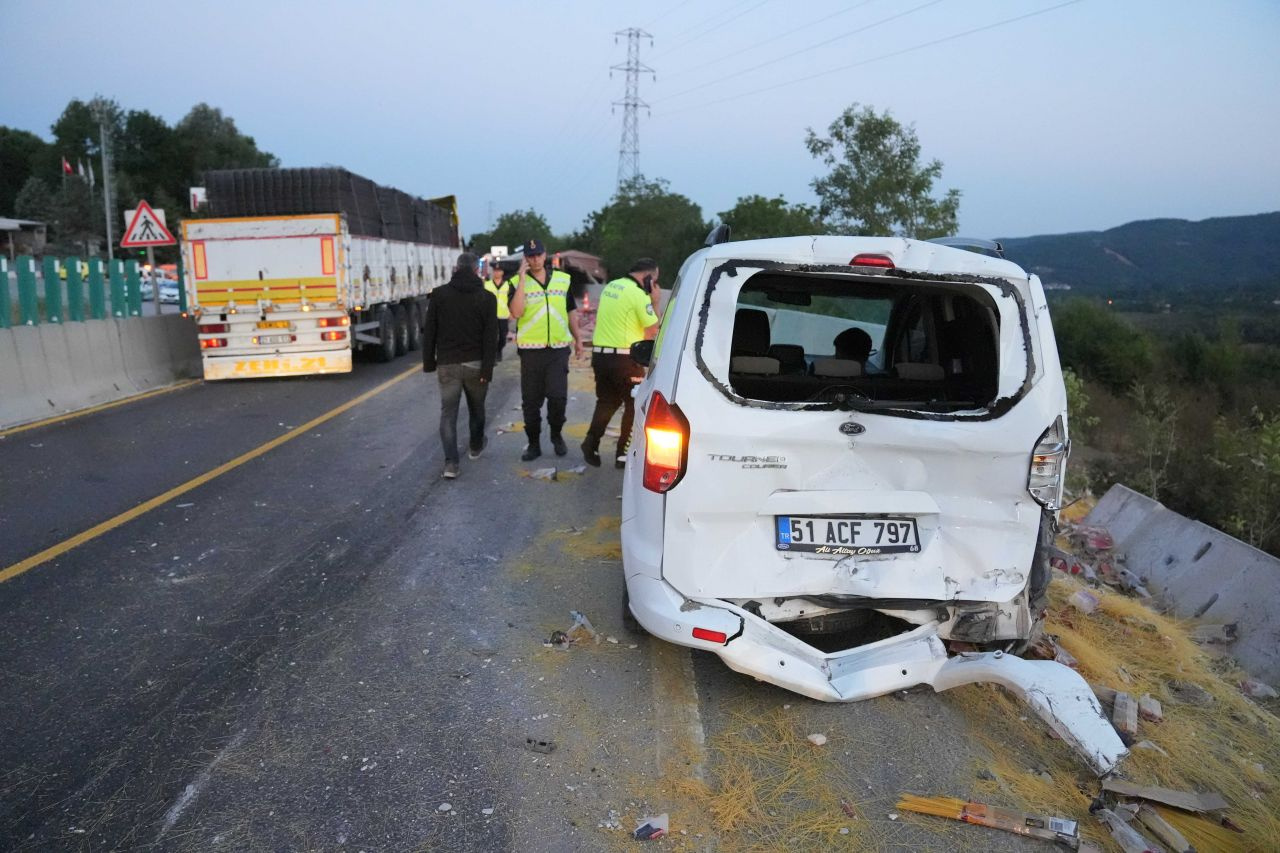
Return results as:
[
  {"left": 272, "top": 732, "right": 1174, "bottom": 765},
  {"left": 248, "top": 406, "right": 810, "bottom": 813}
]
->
[{"left": 718, "top": 271, "right": 1006, "bottom": 412}]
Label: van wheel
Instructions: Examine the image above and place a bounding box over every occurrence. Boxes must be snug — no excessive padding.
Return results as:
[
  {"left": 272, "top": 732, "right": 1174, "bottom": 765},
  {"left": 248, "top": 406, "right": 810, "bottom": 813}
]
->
[
  {"left": 375, "top": 308, "right": 396, "bottom": 362},
  {"left": 406, "top": 302, "right": 422, "bottom": 351},
  {"left": 392, "top": 304, "right": 410, "bottom": 356},
  {"left": 622, "top": 584, "right": 646, "bottom": 636}
]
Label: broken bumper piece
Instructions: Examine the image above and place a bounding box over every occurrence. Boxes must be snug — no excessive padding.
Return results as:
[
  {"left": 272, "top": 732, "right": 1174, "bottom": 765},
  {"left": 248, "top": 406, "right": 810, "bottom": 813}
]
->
[{"left": 627, "top": 575, "right": 1128, "bottom": 776}]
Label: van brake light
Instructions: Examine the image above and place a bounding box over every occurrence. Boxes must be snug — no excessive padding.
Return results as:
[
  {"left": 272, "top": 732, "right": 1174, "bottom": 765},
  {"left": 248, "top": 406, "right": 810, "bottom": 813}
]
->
[
  {"left": 642, "top": 391, "right": 690, "bottom": 493},
  {"left": 850, "top": 254, "right": 894, "bottom": 269},
  {"left": 1028, "top": 416, "right": 1068, "bottom": 510}
]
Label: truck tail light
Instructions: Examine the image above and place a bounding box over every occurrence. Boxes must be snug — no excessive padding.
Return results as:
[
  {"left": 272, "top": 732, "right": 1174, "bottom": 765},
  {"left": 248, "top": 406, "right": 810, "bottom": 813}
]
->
[
  {"left": 321, "top": 330, "right": 347, "bottom": 341},
  {"left": 200, "top": 338, "right": 227, "bottom": 349},
  {"left": 1028, "top": 416, "right": 1069, "bottom": 510},
  {"left": 642, "top": 391, "right": 690, "bottom": 493},
  {"left": 200, "top": 323, "right": 229, "bottom": 334},
  {"left": 317, "top": 315, "right": 349, "bottom": 327}
]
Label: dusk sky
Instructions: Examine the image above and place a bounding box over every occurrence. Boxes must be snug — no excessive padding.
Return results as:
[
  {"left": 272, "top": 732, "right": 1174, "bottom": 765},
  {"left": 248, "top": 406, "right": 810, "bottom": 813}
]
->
[{"left": 2, "top": 0, "right": 1277, "bottom": 242}]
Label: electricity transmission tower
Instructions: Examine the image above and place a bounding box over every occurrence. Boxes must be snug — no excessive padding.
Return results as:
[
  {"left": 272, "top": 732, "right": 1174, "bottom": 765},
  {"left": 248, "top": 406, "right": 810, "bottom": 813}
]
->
[{"left": 612, "top": 27, "right": 655, "bottom": 187}]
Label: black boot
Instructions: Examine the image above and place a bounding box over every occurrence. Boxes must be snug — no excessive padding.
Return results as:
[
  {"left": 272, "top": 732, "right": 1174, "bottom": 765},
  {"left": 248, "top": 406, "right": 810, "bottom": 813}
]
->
[
  {"left": 522, "top": 433, "right": 542, "bottom": 461},
  {"left": 581, "top": 434, "right": 601, "bottom": 467},
  {"left": 550, "top": 432, "right": 568, "bottom": 457}
]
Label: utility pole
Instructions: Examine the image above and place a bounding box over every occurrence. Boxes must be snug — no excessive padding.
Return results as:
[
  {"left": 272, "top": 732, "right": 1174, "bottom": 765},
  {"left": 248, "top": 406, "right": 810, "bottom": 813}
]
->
[
  {"left": 611, "top": 27, "right": 655, "bottom": 188},
  {"left": 92, "top": 103, "right": 115, "bottom": 262}
]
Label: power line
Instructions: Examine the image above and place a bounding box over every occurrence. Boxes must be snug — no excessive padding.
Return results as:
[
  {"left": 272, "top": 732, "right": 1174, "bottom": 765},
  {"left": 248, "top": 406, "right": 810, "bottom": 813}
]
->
[
  {"left": 652, "top": 0, "right": 767, "bottom": 59},
  {"left": 654, "top": 0, "right": 948, "bottom": 104},
  {"left": 664, "top": 0, "right": 881, "bottom": 80},
  {"left": 643, "top": 0, "right": 694, "bottom": 30},
  {"left": 656, "top": 0, "right": 1082, "bottom": 118}
]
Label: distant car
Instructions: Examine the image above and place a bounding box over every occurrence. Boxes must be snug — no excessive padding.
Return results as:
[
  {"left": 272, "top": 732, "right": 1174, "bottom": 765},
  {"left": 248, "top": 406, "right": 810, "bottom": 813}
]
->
[
  {"left": 158, "top": 279, "right": 180, "bottom": 304},
  {"left": 139, "top": 278, "right": 154, "bottom": 301}
]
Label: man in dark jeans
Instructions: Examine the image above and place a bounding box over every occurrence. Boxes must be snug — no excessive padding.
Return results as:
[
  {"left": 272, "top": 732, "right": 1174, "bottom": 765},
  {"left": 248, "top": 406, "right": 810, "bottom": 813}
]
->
[{"left": 421, "top": 252, "right": 498, "bottom": 479}]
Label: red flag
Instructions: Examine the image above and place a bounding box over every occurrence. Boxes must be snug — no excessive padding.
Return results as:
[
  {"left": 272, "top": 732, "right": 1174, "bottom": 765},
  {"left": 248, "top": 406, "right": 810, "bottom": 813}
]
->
[{"left": 61, "top": 157, "right": 73, "bottom": 175}]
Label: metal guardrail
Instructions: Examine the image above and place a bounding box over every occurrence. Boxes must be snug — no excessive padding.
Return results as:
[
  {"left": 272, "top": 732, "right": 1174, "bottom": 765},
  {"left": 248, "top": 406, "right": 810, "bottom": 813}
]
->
[{"left": 2, "top": 254, "right": 187, "bottom": 328}]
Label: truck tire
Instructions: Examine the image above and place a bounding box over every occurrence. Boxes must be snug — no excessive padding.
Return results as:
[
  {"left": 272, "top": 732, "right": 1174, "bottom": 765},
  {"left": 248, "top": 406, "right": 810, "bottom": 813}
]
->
[
  {"left": 406, "top": 301, "right": 422, "bottom": 351},
  {"left": 375, "top": 307, "right": 396, "bottom": 363},
  {"left": 392, "top": 304, "right": 410, "bottom": 357}
]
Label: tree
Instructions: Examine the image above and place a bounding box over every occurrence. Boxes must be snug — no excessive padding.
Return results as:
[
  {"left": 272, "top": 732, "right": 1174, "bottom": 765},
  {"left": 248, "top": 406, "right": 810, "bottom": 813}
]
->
[
  {"left": 717, "top": 194, "right": 823, "bottom": 241},
  {"left": 14, "top": 176, "right": 54, "bottom": 223},
  {"left": 805, "top": 103, "right": 959, "bottom": 239},
  {"left": 0, "top": 127, "right": 52, "bottom": 214},
  {"left": 174, "top": 103, "right": 278, "bottom": 176},
  {"left": 52, "top": 97, "right": 123, "bottom": 161},
  {"left": 468, "top": 209, "right": 552, "bottom": 254},
  {"left": 1052, "top": 299, "right": 1154, "bottom": 393},
  {"left": 573, "top": 176, "right": 709, "bottom": 285}
]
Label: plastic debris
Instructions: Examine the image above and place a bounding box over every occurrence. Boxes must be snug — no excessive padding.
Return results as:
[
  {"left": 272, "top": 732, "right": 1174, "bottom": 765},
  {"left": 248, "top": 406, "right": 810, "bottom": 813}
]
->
[
  {"left": 567, "top": 464, "right": 588, "bottom": 475},
  {"left": 528, "top": 467, "right": 558, "bottom": 481},
  {"left": 1094, "top": 807, "right": 1161, "bottom": 853},
  {"left": 437, "top": 803, "right": 452, "bottom": 813},
  {"left": 1070, "top": 589, "right": 1101, "bottom": 614},
  {"left": 633, "top": 813, "right": 669, "bottom": 840},
  {"left": 897, "top": 794, "right": 1080, "bottom": 847},
  {"left": 806, "top": 733, "right": 828, "bottom": 746},
  {"left": 566, "top": 610, "right": 598, "bottom": 644}
]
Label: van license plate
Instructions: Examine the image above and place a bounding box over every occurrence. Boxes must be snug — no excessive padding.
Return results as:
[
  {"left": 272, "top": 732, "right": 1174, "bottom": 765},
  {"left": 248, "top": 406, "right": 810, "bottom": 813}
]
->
[{"left": 775, "top": 516, "right": 919, "bottom": 555}]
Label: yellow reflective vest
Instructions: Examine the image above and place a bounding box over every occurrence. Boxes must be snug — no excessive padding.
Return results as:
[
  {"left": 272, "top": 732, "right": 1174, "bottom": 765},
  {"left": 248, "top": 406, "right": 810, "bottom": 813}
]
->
[
  {"left": 514, "top": 269, "right": 573, "bottom": 348},
  {"left": 483, "top": 278, "right": 511, "bottom": 319}
]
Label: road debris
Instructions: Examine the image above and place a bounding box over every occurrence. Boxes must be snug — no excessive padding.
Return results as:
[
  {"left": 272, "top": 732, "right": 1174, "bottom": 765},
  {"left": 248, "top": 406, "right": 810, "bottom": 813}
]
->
[
  {"left": 1111, "top": 692, "right": 1139, "bottom": 742},
  {"left": 1188, "top": 622, "right": 1237, "bottom": 645},
  {"left": 1093, "top": 807, "right": 1160, "bottom": 853},
  {"left": 1239, "top": 678, "right": 1278, "bottom": 699},
  {"left": 1069, "top": 589, "right": 1100, "bottom": 614},
  {"left": 633, "top": 813, "right": 668, "bottom": 840},
  {"left": 524, "top": 737, "right": 556, "bottom": 755},
  {"left": 437, "top": 803, "right": 452, "bottom": 813},
  {"left": 805, "top": 733, "right": 827, "bottom": 746},
  {"left": 897, "top": 794, "right": 1081, "bottom": 847},
  {"left": 1101, "top": 779, "right": 1230, "bottom": 813},
  {"left": 1133, "top": 804, "right": 1193, "bottom": 853},
  {"left": 1137, "top": 694, "right": 1163, "bottom": 723},
  {"left": 526, "top": 467, "right": 558, "bottom": 481}
]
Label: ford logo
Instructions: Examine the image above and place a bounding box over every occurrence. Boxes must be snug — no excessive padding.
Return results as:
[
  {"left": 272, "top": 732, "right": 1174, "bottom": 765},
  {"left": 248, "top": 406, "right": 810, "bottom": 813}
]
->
[{"left": 839, "top": 422, "right": 865, "bottom": 436}]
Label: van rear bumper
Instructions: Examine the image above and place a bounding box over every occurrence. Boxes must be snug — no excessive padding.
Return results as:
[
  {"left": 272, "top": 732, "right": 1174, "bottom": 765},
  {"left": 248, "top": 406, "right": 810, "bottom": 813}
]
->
[{"left": 627, "top": 573, "right": 1126, "bottom": 775}]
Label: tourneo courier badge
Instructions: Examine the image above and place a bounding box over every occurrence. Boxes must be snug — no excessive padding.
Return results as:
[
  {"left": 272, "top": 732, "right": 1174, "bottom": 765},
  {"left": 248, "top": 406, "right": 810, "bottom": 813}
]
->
[{"left": 839, "top": 421, "right": 866, "bottom": 436}]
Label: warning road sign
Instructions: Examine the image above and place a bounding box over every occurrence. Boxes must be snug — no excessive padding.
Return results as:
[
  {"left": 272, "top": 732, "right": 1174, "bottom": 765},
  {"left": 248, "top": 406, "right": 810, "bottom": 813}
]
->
[{"left": 121, "top": 200, "right": 176, "bottom": 247}]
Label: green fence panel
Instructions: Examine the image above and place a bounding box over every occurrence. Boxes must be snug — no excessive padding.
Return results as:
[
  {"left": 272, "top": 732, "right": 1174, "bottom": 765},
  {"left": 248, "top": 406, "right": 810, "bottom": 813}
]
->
[
  {"left": 17, "top": 255, "right": 39, "bottom": 325},
  {"left": 64, "top": 256, "right": 84, "bottom": 322},
  {"left": 87, "top": 258, "right": 106, "bottom": 319},
  {"left": 108, "top": 259, "right": 126, "bottom": 317},
  {"left": 176, "top": 251, "right": 188, "bottom": 313},
  {"left": 125, "top": 260, "right": 142, "bottom": 317},
  {"left": 42, "top": 256, "right": 62, "bottom": 323},
  {"left": 0, "top": 257, "right": 9, "bottom": 328}
]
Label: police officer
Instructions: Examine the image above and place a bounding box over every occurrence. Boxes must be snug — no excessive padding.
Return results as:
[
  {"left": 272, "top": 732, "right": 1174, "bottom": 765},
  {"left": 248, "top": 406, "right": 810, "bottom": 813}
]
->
[
  {"left": 483, "top": 264, "right": 511, "bottom": 361},
  {"left": 581, "top": 258, "right": 660, "bottom": 468},
  {"left": 508, "top": 239, "right": 583, "bottom": 461}
]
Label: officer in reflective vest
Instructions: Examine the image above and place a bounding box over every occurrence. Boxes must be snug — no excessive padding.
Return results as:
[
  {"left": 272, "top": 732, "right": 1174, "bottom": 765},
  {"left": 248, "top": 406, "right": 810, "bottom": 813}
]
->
[
  {"left": 483, "top": 265, "right": 511, "bottom": 361},
  {"left": 581, "top": 258, "right": 660, "bottom": 468},
  {"left": 508, "top": 239, "right": 583, "bottom": 461}
]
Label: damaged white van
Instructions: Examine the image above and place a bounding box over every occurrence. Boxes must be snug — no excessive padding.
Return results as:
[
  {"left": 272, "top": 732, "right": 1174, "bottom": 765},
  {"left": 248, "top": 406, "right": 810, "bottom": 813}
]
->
[{"left": 621, "top": 232, "right": 1126, "bottom": 775}]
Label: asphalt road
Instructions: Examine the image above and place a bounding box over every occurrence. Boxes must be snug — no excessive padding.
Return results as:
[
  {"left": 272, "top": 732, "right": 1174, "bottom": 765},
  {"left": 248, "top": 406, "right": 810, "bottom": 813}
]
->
[{"left": 0, "top": 348, "right": 1047, "bottom": 852}]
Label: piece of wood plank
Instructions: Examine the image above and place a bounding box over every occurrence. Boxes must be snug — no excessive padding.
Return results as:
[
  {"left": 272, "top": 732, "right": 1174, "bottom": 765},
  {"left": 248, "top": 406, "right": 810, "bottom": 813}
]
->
[
  {"left": 1135, "top": 804, "right": 1193, "bottom": 853},
  {"left": 1102, "top": 778, "right": 1230, "bottom": 813},
  {"left": 1112, "top": 691, "right": 1139, "bottom": 741}
]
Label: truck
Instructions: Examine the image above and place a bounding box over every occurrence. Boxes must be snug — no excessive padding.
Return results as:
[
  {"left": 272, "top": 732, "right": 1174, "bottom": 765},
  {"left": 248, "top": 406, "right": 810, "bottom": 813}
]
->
[{"left": 181, "top": 168, "right": 461, "bottom": 380}]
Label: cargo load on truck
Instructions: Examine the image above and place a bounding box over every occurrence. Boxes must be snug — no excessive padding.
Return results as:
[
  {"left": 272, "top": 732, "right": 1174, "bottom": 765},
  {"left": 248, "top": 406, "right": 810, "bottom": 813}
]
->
[{"left": 183, "top": 168, "right": 461, "bottom": 380}]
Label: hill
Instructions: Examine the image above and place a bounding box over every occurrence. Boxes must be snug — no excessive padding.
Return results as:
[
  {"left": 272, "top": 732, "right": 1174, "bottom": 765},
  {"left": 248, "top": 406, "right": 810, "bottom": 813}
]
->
[{"left": 999, "top": 211, "right": 1280, "bottom": 297}]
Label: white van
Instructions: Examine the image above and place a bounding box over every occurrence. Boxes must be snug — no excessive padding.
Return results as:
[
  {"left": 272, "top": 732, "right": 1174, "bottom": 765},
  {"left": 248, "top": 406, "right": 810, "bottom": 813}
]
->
[{"left": 621, "top": 232, "right": 1124, "bottom": 775}]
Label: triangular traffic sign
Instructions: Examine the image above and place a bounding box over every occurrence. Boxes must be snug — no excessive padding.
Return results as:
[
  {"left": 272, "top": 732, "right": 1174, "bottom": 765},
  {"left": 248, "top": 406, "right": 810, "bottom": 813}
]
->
[{"left": 121, "top": 199, "right": 176, "bottom": 247}]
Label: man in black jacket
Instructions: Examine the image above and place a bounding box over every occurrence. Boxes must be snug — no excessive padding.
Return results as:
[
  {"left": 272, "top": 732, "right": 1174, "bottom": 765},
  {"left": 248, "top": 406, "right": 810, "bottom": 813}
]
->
[{"left": 422, "top": 253, "right": 498, "bottom": 479}]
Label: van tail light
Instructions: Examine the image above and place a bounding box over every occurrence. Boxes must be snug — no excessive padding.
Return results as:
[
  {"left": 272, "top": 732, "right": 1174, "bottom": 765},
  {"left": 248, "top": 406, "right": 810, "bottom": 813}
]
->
[
  {"left": 200, "top": 338, "right": 228, "bottom": 349},
  {"left": 850, "top": 253, "right": 894, "bottom": 269},
  {"left": 317, "top": 315, "right": 350, "bottom": 327},
  {"left": 642, "top": 391, "right": 690, "bottom": 493},
  {"left": 200, "top": 323, "right": 229, "bottom": 334},
  {"left": 692, "top": 627, "right": 727, "bottom": 644},
  {"left": 1028, "top": 416, "right": 1069, "bottom": 510}
]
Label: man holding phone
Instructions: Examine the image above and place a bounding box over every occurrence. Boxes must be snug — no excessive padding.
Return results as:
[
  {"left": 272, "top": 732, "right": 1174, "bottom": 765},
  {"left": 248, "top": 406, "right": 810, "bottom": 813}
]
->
[
  {"left": 581, "top": 258, "right": 660, "bottom": 469},
  {"left": 508, "top": 239, "right": 584, "bottom": 461}
]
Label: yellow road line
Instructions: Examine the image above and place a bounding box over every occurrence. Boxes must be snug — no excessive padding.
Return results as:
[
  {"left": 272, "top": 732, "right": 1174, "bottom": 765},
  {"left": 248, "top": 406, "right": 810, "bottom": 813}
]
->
[
  {"left": 0, "top": 365, "right": 419, "bottom": 584},
  {"left": 0, "top": 380, "right": 203, "bottom": 439}
]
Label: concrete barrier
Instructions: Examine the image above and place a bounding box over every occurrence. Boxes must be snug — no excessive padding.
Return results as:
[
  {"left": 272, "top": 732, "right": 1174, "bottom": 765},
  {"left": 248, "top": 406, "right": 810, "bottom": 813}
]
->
[
  {"left": 1085, "top": 484, "right": 1280, "bottom": 684},
  {"left": 0, "top": 315, "right": 199, "bottom": 430}
]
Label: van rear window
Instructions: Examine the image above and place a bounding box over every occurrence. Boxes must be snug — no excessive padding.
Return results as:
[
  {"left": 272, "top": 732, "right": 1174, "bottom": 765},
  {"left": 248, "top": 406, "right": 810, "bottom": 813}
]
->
[{"left": 726, "top": 272, "right": 1001, "bottom": 410}]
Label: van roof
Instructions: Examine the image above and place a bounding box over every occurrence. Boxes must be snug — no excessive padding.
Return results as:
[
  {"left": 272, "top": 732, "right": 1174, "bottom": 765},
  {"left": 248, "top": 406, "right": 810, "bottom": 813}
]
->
[{"left": 700, "top": 235, "right": 1030, "bottom": 281}]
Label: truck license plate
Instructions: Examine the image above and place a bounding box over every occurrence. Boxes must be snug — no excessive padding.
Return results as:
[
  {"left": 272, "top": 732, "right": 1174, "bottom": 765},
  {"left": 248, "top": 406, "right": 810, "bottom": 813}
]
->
[
  {"left": 775, "top": 516, "right": 920, "bottom": 555},
  {"left": 255, "top": 334, "right": 293, "bottom": 345},
  {"left": 257, "top": 320, "right": 290, "bottom": 329}
]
